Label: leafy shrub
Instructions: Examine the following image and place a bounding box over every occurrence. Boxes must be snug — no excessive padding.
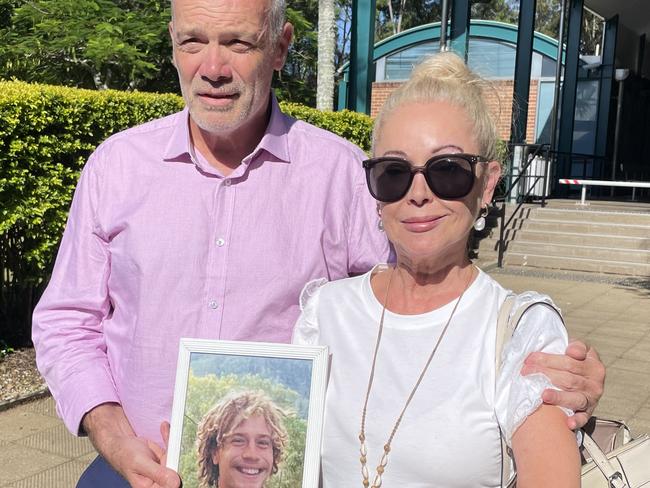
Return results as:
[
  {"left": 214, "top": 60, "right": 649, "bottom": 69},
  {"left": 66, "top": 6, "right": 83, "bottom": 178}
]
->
[
  {"left": 280, "top": 102, "right": 374, "bottom": 152},
  {"left": 0, "top": 339, "right": 14, "bottom": 360},
  {"left": 0, "top": 81, "right": 374, "bottom": 345}
]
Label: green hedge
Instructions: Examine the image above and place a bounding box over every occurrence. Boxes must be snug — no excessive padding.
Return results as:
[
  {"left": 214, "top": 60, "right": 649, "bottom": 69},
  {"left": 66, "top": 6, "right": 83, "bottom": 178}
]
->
[
  {"left": 0, "top": 81, "right": 374, "bottom": 345},
  {"left": 280, "top": 102, "right": 373, "bottom": 152}
]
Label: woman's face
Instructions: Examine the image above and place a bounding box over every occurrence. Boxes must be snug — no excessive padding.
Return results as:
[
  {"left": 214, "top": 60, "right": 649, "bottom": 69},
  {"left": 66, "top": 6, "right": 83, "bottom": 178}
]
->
[{"left": 375, "top": 100, "right": 501, "bottom": 266}]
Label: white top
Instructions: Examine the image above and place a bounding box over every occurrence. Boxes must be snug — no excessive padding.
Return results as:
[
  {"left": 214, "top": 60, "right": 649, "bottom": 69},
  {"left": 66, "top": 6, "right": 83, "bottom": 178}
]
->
[{"left": 292, "top": 266, "right": 569, "bottom": 488}]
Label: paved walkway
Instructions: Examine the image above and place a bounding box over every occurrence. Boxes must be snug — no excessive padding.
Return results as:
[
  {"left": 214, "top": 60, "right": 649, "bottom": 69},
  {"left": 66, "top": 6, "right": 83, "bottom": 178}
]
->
[{"left": 1, "top": 268, "right": 649, "bottom": 487}]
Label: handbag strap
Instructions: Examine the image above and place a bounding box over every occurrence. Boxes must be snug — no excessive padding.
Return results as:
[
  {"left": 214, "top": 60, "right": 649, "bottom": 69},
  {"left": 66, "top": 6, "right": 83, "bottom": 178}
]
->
[
  {"left": 495, "top": 294, "right": 565, "bottom": 488},
  {"left": 496, "top": 294, "right": 516, "bottom": 487},
  {"left": 497, "top": 297, "right": 630, "bottom": 488},
  {"left": 582, "top": 433, "right": 628, "bottom": 488}
]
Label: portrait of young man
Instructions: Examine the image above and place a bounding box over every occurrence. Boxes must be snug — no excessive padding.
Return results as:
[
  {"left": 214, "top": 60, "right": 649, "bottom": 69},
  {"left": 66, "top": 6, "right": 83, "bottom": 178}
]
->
[{"left": 196, "top": 391, "right": 288, "bottom": 488}]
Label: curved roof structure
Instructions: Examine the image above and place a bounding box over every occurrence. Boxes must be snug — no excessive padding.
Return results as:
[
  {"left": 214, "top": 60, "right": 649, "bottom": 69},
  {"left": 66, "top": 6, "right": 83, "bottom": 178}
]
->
[{"left": 339, "top": 19, "right": 563, "bottom": 77}]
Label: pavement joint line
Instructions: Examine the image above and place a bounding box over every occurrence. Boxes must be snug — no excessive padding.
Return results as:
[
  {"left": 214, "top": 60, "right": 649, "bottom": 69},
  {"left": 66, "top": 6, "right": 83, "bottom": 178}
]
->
[{"left": 0, "top": 388, "right": 50, "bottom": 413}]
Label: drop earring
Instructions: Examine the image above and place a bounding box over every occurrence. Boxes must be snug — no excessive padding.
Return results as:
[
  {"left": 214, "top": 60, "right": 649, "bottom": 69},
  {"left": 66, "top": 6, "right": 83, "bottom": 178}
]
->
[
  {"left": 473, "top": 206, "right": 489, "bottom": 231},
  {"left": 377, "top": 205, "right": 384, "bottom": 232}
]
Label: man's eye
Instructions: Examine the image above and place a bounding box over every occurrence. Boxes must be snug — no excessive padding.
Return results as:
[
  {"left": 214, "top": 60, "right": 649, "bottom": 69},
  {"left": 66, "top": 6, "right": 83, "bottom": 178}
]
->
[
  {"left": 229, "top": 40, "right": 253, "bottom": 52},
  {"left": 178, "top": 39, "right": 203, "bottom": 51},
  {"left": 257, "top": 439, "right": 272, "bottom": 449},
  {"left": 230, "top": 436, "right": 246, "bottom": 446}
]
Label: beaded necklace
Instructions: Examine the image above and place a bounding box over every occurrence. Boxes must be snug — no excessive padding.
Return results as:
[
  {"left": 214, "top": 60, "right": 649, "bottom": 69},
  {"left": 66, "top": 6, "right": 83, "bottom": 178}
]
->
[{"left": 359, "top": 268, "right": 471, "bottom": 488}]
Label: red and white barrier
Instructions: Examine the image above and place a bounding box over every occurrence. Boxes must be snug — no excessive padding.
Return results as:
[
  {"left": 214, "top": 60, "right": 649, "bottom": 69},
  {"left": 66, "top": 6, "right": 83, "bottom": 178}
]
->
[{"left": 559, "top": 178, "right": 650, "bottom": 205}]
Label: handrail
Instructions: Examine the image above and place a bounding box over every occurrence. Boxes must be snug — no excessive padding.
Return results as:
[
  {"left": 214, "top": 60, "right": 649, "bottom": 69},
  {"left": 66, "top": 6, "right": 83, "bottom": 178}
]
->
[{"left": 495, "top": 143, "right": 551, "bottom": 267}]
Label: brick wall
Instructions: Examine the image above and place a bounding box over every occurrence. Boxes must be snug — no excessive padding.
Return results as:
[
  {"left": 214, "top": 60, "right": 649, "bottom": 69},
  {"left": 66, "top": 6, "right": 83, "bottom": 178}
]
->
[{"left": 371, "top": 79, "right": 539, "bottom": 143}]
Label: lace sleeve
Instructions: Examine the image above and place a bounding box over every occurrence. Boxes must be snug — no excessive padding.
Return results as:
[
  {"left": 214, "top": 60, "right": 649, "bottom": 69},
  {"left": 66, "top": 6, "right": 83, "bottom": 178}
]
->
[
  {"left": 494, "top": 294, "right": 571, "bottom": 444},
  {"left": 292, "top": 278, "right": 328, "bottom": 345}
]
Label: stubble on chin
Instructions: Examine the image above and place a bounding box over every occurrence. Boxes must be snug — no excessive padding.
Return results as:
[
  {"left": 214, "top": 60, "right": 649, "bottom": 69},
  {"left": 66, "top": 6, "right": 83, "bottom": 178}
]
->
[{"left": 188, "top": 97, "right": 249, "bottom": 134}]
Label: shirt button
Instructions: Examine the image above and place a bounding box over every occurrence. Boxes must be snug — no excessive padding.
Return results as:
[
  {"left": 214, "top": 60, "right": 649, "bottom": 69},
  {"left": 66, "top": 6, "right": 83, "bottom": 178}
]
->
[
  {"left": 208, "top": 300, "right": 218, "bottom": 309},
  {"left": 223, "top": 179, "right": 232, "bottom": 186},
  {"left": 216, "top": 238, "right": 225, "bottom": 247}
]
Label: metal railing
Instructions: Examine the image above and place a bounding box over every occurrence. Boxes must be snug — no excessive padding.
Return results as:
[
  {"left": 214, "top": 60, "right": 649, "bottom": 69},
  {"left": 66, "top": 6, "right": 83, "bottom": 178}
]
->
[{"left": 495, "top": 143, "right": 551, "bottom": 267}]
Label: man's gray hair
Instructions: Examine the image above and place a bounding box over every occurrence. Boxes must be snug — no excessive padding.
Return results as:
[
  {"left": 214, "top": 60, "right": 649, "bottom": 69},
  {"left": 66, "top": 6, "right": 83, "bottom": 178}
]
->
[{"left": 268, "top": 0, "right": 287, "bottom": 41}]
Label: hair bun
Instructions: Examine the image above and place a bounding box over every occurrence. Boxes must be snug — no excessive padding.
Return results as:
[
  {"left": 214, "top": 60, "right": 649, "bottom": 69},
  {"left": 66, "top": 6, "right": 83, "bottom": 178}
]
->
[{"left": 373, "top": 51, "right": 500, "bottom": 162}]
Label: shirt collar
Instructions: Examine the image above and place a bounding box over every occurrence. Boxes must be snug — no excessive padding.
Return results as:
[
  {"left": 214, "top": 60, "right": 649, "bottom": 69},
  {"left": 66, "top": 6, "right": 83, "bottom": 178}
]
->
[
  {"left": 162, "top": 107, "right": 193, "bottom": 164},
  {"left": 252, "top": 92, "right": 291, "bottom": 164},
  {"left": 162, "top": 93, "right": 291, "bottom": 166}
]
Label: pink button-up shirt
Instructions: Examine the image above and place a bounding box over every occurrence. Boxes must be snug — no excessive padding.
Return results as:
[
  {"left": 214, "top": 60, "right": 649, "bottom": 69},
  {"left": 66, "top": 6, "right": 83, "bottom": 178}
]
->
[{"left": 32, "top": 98, "right": 389, "bottom": 442}]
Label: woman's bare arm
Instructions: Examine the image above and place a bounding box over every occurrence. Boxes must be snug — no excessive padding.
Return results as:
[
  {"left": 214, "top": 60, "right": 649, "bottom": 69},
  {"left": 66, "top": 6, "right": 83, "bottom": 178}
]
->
[{"left": 511, "top": 404, "right": 580, "bottom": 488}]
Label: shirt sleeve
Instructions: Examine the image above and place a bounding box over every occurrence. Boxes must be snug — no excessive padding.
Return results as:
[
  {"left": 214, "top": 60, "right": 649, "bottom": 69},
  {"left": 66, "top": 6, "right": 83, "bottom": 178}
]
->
[
  {"left": 291, "top": 278, "right": 328, "bottom": 345},
  {"left": 32, "top": 147, "right": 120, "bottom": 436},
  {"left": 494, "top": 294, "right": 570, "bottom": 445},
  {"left": 346, "top": 147, "right": 392, "bottom": 274}
]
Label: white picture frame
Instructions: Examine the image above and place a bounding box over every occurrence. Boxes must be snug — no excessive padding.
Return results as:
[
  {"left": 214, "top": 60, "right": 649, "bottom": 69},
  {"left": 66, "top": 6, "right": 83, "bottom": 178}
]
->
[{"left": 167, "top": 339, "right": 329, "bottom": 488}]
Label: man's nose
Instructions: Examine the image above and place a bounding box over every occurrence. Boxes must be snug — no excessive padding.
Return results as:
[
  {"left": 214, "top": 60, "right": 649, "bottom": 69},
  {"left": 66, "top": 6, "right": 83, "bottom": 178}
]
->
[
  {"left": 199, "top": 43, "right": 232, "bottom": 81},
  {"left": 241, "top": 442, "right": 261, "bottom": 460}
]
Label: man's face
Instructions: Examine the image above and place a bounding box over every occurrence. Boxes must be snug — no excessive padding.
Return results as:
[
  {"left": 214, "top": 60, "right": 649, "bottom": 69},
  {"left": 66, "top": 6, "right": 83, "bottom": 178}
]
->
[
  {"left": 212, "top": 415, "right": 275, "bottom": 488},
  {"left": 169, "top": 0, "right": 292, "bottom": 135}
]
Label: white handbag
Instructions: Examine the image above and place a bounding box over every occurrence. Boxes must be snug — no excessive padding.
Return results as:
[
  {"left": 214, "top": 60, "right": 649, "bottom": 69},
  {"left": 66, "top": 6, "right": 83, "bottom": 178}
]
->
[
  {"left": 496, "top": 295, "right": 650, "bottom": 488},
  {"left": 581, "top": 418, "right": 650, "bottom": 488}
]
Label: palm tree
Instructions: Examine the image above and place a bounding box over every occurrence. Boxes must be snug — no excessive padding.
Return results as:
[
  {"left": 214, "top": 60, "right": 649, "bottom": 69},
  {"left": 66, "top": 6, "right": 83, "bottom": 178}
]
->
[{"left": 316, "top": 0, "right": 336, "bottom": 110}]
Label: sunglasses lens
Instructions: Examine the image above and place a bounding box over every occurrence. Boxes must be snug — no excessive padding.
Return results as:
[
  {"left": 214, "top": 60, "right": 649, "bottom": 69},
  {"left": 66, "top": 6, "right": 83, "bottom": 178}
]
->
[
  {"left": 426, "top": 157, "right": 474, "bottom": 199},
  {"left": 367, "top": 160, "right": 412, "bottom": 202}
]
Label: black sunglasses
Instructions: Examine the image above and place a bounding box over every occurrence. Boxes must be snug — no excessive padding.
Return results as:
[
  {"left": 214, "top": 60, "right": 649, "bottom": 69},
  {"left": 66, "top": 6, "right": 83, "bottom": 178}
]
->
[{"left": 362, "top": 153, "right": 489, "bottom": 203}]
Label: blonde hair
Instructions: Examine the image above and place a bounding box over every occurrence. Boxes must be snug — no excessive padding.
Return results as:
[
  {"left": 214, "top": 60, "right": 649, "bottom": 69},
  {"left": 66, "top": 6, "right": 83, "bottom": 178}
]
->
[
  {"left": 373, "top": 51, "right": 499, "bottom": 161},
  {"left": 196, "top": 390, "right": 289, "bottom": 487}
]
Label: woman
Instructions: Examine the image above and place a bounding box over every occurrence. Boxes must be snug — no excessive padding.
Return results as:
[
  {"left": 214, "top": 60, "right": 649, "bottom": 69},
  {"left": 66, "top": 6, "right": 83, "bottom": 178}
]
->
[{"left": 293, "top": 52, "right": 580, "bottom": 487}]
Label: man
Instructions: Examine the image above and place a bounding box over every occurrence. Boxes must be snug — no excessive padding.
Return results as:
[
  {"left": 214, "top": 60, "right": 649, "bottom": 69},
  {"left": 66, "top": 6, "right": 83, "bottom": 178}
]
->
[
  {"left": 32, "top": 0, "right": 605, "bottom": 486},
  {"left": 196, "top": 391, "right": 287, "bottom": 488}
]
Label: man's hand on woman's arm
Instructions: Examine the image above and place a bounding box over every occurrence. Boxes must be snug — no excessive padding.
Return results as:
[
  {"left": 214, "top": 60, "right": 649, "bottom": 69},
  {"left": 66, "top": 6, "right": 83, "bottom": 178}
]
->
[
  {"left": 522, "top": 339, "right": 606, "bottom": 429},
  {"left": 82, "top": 403, "right": 181, "bottom": 488}
]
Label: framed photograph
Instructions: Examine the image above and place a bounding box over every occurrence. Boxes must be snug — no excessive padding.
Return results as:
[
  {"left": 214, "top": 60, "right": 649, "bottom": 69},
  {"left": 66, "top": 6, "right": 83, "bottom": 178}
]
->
[{"left": 167, "top": 339, "right": 329, "bottom": 488}]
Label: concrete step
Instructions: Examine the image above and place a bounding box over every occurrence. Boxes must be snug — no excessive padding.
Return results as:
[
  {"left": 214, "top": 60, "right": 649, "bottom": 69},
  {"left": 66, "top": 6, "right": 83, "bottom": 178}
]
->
[
  {"left": 543, "top": 199, "right": 650, "bottom": 213},
  {"left": 476, "top": 201, "right": 650, "bottom": 277},
  {"left": 505, "top": 253, "right": 650, "bottom": 277},
  {"left": 523, "top": 220, "right": 650, "bottom": 238},
  {"left": 508, "top": 241, "right": 650, "bottom": 264},
  {"left": 479, "top": 229, "right": 650, "bottom": 250},
  {"left": 494, "top": 209, "right": 650, "bottom": 234},
  {"left": 533, "top": 208, "right": 650, "bottom": 225}
]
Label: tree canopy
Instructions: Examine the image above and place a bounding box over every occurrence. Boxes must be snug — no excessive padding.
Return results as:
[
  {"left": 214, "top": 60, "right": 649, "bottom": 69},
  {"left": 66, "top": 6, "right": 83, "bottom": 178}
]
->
[
  {"left": 0, "top": 0, "right": 602, "bottom": 105},
  {"left": 0, "top": 0, "right": 177, "bottom": 92}
]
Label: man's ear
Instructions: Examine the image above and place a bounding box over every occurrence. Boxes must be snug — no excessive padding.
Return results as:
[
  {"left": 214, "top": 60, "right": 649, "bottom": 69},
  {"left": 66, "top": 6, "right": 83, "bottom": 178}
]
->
[
  {"left": 168, "top": 22, "right": 177, "bottom": 68},
  {"left": 211, "top": 447, "right": 220, "bottom": 466},
  {"left": 272, "top": 22, "right": 294, "bottom": 72}
]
